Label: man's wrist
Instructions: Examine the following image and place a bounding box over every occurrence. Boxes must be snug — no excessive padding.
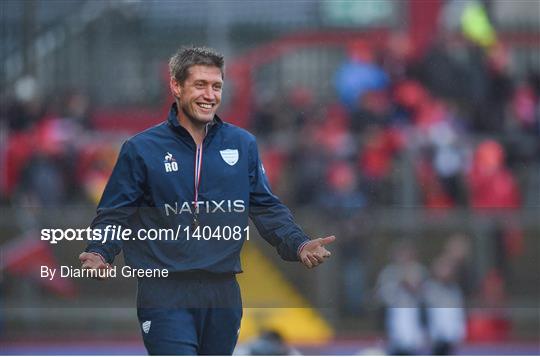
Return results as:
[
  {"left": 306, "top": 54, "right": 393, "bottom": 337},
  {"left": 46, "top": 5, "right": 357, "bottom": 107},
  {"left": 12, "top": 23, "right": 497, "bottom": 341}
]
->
[
  {"left": 89, "top": 252, "right": 107, "bottom": 265},
  {"left": 297, "top": 240, "right": 310, "bottom": 258}
]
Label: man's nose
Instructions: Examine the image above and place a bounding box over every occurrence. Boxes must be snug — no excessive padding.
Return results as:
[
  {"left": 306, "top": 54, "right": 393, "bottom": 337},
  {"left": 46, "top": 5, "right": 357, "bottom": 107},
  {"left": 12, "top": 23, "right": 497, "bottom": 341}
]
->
[{"left": 203, "top": 86, "right": 214, "bottom": 100}]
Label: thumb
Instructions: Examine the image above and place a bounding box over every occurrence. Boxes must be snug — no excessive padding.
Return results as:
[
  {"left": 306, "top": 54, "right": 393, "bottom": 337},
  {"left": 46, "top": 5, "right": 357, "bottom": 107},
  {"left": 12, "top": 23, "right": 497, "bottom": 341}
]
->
[{"left": 319, "top": 235, "right": 336, "bottom": 246}]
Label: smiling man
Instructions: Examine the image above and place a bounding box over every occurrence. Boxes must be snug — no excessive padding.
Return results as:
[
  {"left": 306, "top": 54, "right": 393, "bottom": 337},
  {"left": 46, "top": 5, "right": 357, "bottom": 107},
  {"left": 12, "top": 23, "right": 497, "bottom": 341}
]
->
[{"left": 78, "top": 46, "right": 335, "bottom": 355}]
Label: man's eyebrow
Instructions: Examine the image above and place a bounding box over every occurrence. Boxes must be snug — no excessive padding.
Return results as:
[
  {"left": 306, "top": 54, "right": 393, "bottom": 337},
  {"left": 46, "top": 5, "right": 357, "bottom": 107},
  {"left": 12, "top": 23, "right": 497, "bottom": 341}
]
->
[{"left": 193, "top": 79, "right": 223, "bottom": 85}]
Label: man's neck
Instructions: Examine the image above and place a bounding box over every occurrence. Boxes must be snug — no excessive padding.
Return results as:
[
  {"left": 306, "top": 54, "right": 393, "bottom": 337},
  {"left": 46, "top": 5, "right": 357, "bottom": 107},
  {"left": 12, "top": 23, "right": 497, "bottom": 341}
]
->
[{"left": 177, "top": 114, "right": 207, "bottom": 146}]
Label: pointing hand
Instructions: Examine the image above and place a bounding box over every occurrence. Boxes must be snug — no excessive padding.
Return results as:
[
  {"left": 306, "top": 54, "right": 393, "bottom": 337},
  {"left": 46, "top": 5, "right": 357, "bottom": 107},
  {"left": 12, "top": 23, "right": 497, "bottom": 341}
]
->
[{"left": 299, "top": 235, "right": 335, "bottom": 269}]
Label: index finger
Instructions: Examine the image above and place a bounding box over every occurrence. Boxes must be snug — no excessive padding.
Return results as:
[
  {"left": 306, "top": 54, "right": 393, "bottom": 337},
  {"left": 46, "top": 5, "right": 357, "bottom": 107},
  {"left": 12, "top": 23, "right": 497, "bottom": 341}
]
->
[{"left": 319, "top": 235, "right": 336, "bottom": 246}]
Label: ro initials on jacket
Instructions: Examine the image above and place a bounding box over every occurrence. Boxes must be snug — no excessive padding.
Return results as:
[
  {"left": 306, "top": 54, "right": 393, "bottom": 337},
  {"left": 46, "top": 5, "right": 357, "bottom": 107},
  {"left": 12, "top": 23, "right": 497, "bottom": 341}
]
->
[{"left": 164, "top": 152, "right": 179, "bottom": 172}]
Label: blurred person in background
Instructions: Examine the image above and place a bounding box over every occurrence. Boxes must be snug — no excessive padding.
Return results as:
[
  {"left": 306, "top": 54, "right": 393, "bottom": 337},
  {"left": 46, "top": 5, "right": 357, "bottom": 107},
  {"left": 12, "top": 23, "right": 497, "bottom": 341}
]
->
[
  {"left": 358, "top": 125, "right": 403, "bottom": 206},
  {"left": 468, "top": 140, "right": 522, "bottom": 282},
  {"left": 2, "top": 76, "right": 45, "bottom": 132},
  {"left": 338, "top": 217, "right": 368, "bottom": 316},
  {"left": 375, "top": 241, "right": 428, "bottom": 355},
  {"left": 1, "top": 76, "right": 46, "bottom": 202},
  {"left": 234, "top": 329, "right": 301, "bottom": 355},
  {"left": 78, "top": 46, "right": 335, "bottom": 355},
  {"left": 289, "top": 123, "right": 327, "bottom": 207},
  {"left": 424, "top": 255, "right": 466, "bottom": 355},
  {"left": 335, "top": 40, "right": 390, "bottom": 114},
  {"left": 318, "top": 160, "right": 365, "bottom": 215},
  {"left": 443, "top": 234, "right": 473, "bottom": 295},
  {"left": 485, "top": 42, "right": 514, "bottom": 131},
  {"left": 290, "top": 103, "right": 352, "bottom": 207}
]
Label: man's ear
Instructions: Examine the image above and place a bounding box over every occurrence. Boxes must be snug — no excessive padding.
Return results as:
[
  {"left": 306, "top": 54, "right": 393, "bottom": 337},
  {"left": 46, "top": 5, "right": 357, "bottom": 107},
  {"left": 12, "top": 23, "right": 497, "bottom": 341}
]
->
[{"left": 170, "top": 77, "right": 182, "bottom": 98}]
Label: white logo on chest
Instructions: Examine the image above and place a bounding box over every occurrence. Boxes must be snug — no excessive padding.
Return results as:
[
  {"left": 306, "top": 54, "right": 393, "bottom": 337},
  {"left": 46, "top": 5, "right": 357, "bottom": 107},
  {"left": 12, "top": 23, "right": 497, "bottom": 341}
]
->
[{"left": 220, "top": 149, "right": 239, "bottom": 166}]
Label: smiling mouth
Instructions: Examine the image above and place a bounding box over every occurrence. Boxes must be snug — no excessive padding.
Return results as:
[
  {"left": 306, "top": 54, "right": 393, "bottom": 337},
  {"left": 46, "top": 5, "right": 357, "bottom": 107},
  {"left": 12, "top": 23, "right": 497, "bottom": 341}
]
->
[{"left": 197, "top": 103, "right": 214, "bottom": 110}]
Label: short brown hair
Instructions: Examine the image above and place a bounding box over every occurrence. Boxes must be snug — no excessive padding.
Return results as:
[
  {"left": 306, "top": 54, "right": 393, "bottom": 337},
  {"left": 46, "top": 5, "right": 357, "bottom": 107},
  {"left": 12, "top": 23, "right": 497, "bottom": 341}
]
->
[{"left": 168, "top": 46, "right": 224, "bottom": 84}]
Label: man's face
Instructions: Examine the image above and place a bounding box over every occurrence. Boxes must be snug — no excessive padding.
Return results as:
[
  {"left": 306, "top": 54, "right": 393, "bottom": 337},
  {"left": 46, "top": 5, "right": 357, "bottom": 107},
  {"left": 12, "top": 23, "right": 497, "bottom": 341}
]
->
[{"left": 171, "top": 65, "right": 223, "bottom": 125}]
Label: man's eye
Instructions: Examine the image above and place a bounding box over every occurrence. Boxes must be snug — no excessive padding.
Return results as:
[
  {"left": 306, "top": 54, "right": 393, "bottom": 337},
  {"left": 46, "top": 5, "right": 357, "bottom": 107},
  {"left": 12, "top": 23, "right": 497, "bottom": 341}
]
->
[{"left": 213, "top": 85, "right": 222, "bottom": 91}]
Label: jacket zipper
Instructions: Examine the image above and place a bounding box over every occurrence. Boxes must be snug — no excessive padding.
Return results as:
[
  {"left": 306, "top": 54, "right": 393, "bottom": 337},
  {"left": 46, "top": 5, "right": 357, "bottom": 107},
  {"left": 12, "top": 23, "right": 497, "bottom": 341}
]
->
[
  {"left": 192, "top": 124, "right": 212, "bottom": 229},
  {"left": 192, "top": 143, "right": 203, "bottom": 229}
]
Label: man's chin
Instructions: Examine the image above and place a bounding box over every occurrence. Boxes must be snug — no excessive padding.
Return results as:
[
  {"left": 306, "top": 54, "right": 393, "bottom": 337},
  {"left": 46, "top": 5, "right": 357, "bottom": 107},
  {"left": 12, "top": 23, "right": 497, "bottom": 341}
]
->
[
  {"left": 197, "top": 115, "right": 214, "bottom": 124},
  {"left": 193, "top": 110, "right": 215, "bottom": 122},
  {"left": 188, "top": 113, "right": 215, "bottom": 125}
]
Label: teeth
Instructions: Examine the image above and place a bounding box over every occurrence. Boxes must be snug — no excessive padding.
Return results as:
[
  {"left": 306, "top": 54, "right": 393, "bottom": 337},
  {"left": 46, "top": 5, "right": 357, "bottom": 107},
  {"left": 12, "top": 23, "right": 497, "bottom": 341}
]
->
[{"left": 198, "top": 103, "right": 212, "bottom": 109}]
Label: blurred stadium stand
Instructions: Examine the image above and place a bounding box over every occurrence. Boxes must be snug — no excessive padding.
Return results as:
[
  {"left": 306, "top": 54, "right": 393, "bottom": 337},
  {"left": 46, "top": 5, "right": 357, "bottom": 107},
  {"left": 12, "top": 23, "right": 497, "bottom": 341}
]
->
[{"left": 1, "top": 0, "right": 539, "bottom": 353}]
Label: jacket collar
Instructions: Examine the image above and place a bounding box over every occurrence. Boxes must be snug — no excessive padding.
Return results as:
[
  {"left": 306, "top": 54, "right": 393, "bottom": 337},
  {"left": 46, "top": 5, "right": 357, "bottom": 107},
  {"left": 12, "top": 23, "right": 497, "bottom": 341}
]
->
[{"left": 167, "top": 102, "right": 223, "bottom": 135}]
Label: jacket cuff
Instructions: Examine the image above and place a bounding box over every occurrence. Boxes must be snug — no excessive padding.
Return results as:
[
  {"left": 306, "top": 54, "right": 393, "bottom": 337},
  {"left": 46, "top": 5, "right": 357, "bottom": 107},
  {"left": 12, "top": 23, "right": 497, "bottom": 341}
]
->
[{"left": 297, "top": 239, "right": 310, "bottom": 259}]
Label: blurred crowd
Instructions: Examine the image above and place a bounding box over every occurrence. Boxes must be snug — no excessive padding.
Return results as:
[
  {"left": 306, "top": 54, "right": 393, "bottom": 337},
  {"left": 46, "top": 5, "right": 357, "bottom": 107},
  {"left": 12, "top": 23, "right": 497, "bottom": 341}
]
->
[
  {"left": 248, "top": 30, "right": 539, "bottom": 345},
  {"left": 1, "top": 80, "right": 121, "bottom": 210},
  {"left": 2, "top": 34, "right": 539, "bottom": 211},
  {"left": 253, "top": 34, "right": 539, "bottom": 213}
]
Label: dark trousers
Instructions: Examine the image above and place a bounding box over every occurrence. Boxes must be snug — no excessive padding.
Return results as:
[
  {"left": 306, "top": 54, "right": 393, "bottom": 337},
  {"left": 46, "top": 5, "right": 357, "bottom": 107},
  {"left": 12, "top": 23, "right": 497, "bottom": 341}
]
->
[
  {"left": 432, "top": 340, "right": 455, "bottom": 355},
  {"left": 136, "top": 272, "right": 242, "bottom": 355}
]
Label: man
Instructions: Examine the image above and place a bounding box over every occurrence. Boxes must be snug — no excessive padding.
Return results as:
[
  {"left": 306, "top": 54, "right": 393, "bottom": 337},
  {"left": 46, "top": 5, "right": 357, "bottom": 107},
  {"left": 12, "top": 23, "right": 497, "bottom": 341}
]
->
[{"left": 79, "top": 46, "right": 335, "bottom": 355}]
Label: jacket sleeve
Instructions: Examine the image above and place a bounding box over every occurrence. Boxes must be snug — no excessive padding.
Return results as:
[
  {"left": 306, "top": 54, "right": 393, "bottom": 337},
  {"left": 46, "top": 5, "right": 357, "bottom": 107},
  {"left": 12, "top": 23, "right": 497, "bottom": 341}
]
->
[
  {"left": 85, "top": 140, "right": 146, "bottom": 263},
  {"left": 248, "top": 138, "right": 310, "bottom": 261}
]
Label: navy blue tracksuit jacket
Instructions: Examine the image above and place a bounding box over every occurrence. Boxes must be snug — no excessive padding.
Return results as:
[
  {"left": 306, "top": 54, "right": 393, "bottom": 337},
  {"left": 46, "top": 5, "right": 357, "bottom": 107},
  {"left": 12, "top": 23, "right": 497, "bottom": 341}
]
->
[{"left": 86, "top": 103, "right": 310, "bottom": 273}]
